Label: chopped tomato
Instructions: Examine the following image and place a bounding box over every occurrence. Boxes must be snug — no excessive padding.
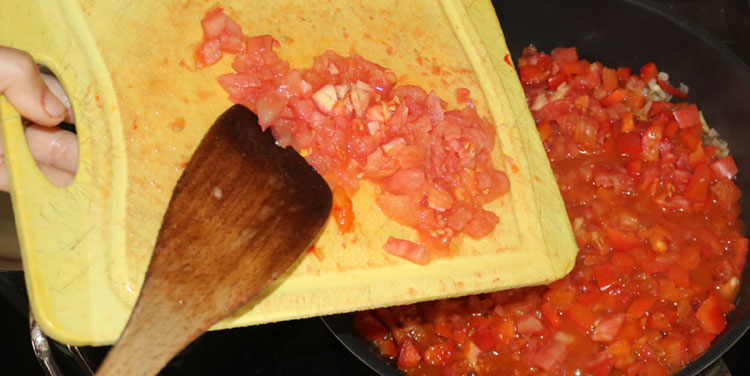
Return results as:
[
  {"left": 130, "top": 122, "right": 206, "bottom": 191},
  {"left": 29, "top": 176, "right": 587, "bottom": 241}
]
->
[
  {"left": 201, "top": 9, "right": 509, "bottom": 265},
  {"left": 593, "top": 264, "right": 618, "bottom": 291},
  {"left": 711, "top": 155, "right": 738, "bottom": 179},
  {"left": 673, "top": 104, "right": 702, "bottom": 129},
  {"left": 695, "top": 295, "right": 727, "bottom": 334},
  {"left": 331, "top": 186, "right": 354, "bottom": 233},
  {"left": 640, "top": 62, "right": 658, "bottom": 82},
  {"left": 516, "top": 314, "right": 544, "bottom": 334},
  {"left": 685, "top": 163, "right": 710, "bottom": 202},
  {"left": 423, "top": 340, "right": 455, "bottom": 367},
  {"left": 353, "top": 311, "right": 389, "bottom": 341},
  {"left": 383, "top": 237, "right": 430, "bottom": 265},
  {"left": 530, "top": 338, "right": 569, "bottom": 372},
  {"left": 591, "top": 313, "right": 626, "bottom": 342},
  {"left": 600, "top": 88, "right": 627, "bottom": 107},
  {"left": 471, "top": 323, "right": 498, "bottom": 351},
  {"left": 657, "top": 79, "right": 688, "bottom": 98},
  {"left": 520, "top": 65, "right": 549, "bottom": 84},
  {"left": 397, "top": 339, "right": 422, "bottom": 370},
  {"left": 602, "top": 67, "right": 618, "bottom": 92},
  {"left": 354, "top": 45, "right": 745, "bottom": 376}
]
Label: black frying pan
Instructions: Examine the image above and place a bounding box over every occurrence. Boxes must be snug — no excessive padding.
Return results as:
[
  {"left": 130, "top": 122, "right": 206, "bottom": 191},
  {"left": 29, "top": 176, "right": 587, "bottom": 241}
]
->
[{"left": 321, "top": 0, "right": 750, "bottom": 375}]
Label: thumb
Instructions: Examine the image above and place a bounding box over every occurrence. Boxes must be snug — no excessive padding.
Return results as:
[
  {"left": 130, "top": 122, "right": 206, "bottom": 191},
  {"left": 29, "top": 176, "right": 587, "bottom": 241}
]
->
[{"left": 0, "top": 46, "right": 68, "bottom": 126}]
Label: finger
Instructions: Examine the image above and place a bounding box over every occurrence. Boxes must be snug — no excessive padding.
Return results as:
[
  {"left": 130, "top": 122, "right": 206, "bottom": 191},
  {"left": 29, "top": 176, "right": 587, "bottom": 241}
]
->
[
  {"left": 0, "top": 46, "right": 68, "bottom": 126},
  {"left": 24, "top": 125, "right": 79, "bottom": 173},
  {"left": 41, "top": 73, "right": 74, "bottom": 123},
  {"left": 0, "top": 157, "right": 75, "bottom": 192}
]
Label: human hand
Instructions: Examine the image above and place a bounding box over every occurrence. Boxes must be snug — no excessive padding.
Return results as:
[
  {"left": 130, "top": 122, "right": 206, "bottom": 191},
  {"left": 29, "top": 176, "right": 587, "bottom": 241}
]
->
[{"left": 0, "top": 46, "right": 77, "bottom": 191}]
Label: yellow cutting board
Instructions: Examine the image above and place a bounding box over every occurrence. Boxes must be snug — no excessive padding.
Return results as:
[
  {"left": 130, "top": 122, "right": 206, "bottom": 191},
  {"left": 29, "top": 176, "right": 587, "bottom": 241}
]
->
[{"left": 0, "top": 0, "right": 577, "bottom": 346}]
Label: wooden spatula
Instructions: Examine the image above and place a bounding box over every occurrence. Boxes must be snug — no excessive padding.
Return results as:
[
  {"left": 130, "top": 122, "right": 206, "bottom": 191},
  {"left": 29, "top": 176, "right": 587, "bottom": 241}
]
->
[{"left": 94, "top": 104, "right": 332, "bottom": 376}]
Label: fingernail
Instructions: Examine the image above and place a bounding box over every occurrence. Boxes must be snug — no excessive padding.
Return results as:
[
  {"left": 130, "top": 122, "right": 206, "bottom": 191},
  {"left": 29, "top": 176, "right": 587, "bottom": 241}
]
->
[{"left": 42, "top": 90, "right": 66, "bottom": 119}]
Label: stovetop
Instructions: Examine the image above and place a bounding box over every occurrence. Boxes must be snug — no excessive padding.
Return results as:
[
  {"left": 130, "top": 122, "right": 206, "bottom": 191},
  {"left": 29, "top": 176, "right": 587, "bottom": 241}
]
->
[{"left": 1, "top": 0, "right": 749, "bottom": 375}]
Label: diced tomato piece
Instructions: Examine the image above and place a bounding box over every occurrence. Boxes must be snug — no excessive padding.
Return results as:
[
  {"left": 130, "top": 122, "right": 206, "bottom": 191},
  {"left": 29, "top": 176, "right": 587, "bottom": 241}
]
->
[
  {"left": 516, "top": 314, "right": 544, "bottom": 334},
  {"left": 542, "top": 301, "right": 562, "bottom": 328},
  {"left": 601, "top": 88, "right": 627, "bottom": 107},
  {"left": 621, "top": 112, "right": 635, "bottom": 132},
  {"left": 591, "top": 313, "right": 626, "bottom": 342},
  {"left": 520, "top": 65, "right": 548, "bottom": 84},
  {"left": 551, "top": 47, "right": 579, "bottom": 64},
  {"left": 196, "top": 38, "right": 223, "bottom": 66},
  {"left": 548, "top": 72, "right": 568, "bottom": 90},
  {"left": 685, "top": 163, "right": 711, "bottom": 202},
  {"left": 689, "top": 331, "right": 716, "bottom": 357},
  {"left": 397, "top": 339, "right": 422, "bottom": 370},
  {"left": 657, "top": 79, "right": 688, "bottom": 98},
  {"left": 383, "top": 237, "right": 430, "bottom": 265},
  {"left": 384, "top": 169, "right": 426, "bottom": 196},
  {"left": 331, "top": 186, "right": 354, "bottom": 233},
  {"left": 566, "top": 303, "right": 597, "bottom": 333},
  {"left": 602, "top": 67, "right": 618, "bottom": 92},
  {"left": 488, "top": 321, "right": 512, "bottom": 344},
  {"left": 537, "top": 120, "right": 555, "bottom": 142},
  {"left": 668, "top": 266, "right": 691, "bottom": 287},
  {"left": 471, "top": 324, "right": 498, "bottom": 352},
  {"left": 673, "top": 104, "right": 702, "bottom": 129},
  {"left": 678, "top": 127, "right": 701, "bottom": 150},
  {"left": 647, "top": 308, "right": 678, "bottom": 331},
  {"left": 423, "top": 340, "right": 455, "bottom": 367},
  {"left": 625, "top": 160, "right": 642, "bottom": 178},
  {"left": 664, "top": 120, "right": 680, "bottom": 138},
  {"left": 615, "top": 133, "right": 642, "bottom": 157},
  {"left": 626, "top": 296, "right": 658, "bottom": 319},
  {"left": 640, "top": 62, "right": 658, "bottom": 82},
  {"left": 695, "top": 295, "right": 727, "bottom": 334},
  {"left": 617, "top": 66, "right": 631, "bottom": 82},
  {"left": 353, "top": 311, "right": 389, "bottom": 341},
  {"left": 606, "top": 228, "right": 640, "bottom": 252},
  {"left": 576, "top": 290, "right": 602, "bottom": 306},
  {"left": 587, "top": 350, "right": 615, "bottom": 376},
  {"left": 530, "top": 339, "right": 569, "bottom": 372},
  {"left": 711, "top": 156, "right": 739, "bottom": 179},
  {"left": 594, "top": 264, "right": 618, "bottom": 291},
  {"left": 688, "top": 143, "right": 706, "bottom": 168},
  {"left": 464, "top": 209, "right": 500, "bottom": 239},
  {"left": 641, "top": 123, "right": 663, "bottom": 161}
]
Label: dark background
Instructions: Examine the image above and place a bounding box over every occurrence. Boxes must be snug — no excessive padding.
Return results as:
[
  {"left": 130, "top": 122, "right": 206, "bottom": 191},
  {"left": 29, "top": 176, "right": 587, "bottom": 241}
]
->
[{"left": 1, "top": 0, "right": 749, "bottom": 375}]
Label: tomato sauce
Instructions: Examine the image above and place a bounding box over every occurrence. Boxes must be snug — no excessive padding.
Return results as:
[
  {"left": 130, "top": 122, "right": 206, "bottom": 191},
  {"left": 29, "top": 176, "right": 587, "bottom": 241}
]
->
[
  {"left": 353, "top": 47, "right": 747, "bottom": 375},
  {"left": 196, "top": 9, "right": 510, "bottom": 264}
]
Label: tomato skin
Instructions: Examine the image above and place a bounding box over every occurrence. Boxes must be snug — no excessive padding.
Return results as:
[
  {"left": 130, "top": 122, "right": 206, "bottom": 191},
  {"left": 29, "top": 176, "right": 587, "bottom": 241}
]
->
[
  {"left": 601, "top": 88, "right": 627, "bottom": 107},
  {"left": 673, "top": 104, "right": 702, "bottom": 129},
  {"left": 657, "top": 79, "right": 688, "bottom": 98},
  {"left": 591, "top": 313, "right": 626, "bottom": 342},
  {"left": 685, "top": 163, "right": 711, "bottom": 202},
  {"left": 397, "top": 339, "right": 422, "bottom": 370},
  {"left": 331, "top": 187, "right": 354, "bottom": 233},
  {"left": 695, "top": 295, "right": 727, "bottom": 334},
  {"left": 520, "top": 65, "right": 549, "bottom": 84},
  {"left": 470, "top": 323, "right": 498, "bottom": 352},
  {"left": 640, "top": 62, "right": 658, "bottom": 82},
  {"left": 593, "top": 264, "right": 618, "bottom": 291},
  {"left": 423, "top": 340, "right": 455, "bottom": 367},
  {"left": 353, "top": 311, "right": 389, "bottom": 341},
  {"left": 516, "top": 314, "right": 544, "bottom": 334},
  {"left": 711, "top": 155, "right": 738, "bottom": 179},
  {"left": 383, "top": 237, "right": 430, "bottom": 265}
]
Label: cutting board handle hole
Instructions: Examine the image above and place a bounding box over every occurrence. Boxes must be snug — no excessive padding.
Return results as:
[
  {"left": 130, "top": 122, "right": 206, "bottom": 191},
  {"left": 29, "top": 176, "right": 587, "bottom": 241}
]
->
[{"left": 20, "top": 65, "right": 78, "bottom": 188}]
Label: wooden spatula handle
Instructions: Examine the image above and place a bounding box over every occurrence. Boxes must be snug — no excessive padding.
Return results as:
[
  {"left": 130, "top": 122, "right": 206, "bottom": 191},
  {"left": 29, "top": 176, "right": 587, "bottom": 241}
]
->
[{"left": 96, "top": 105, "right": 331, "bottom": 376}]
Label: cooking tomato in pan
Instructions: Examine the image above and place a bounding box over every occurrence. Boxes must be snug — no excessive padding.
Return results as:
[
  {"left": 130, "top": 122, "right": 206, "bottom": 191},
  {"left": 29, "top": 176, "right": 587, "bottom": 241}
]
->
[{"left": 354, "top": 47, "right": 746, "bottom": 375}]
